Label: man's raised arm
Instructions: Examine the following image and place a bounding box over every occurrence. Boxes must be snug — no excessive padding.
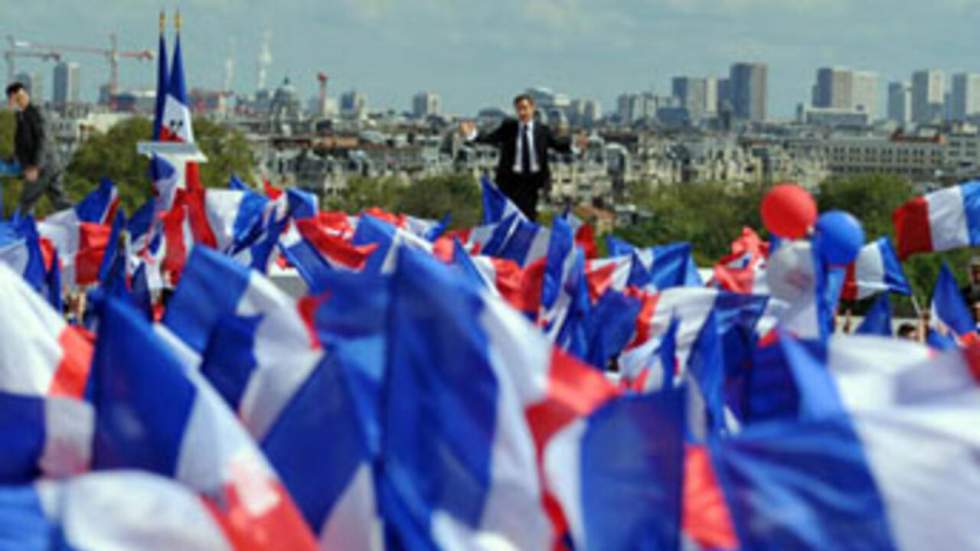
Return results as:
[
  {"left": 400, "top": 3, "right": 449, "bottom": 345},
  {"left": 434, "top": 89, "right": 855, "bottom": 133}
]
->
[{"left": 459, "top": 120, "right": 506, "bottom": 147}]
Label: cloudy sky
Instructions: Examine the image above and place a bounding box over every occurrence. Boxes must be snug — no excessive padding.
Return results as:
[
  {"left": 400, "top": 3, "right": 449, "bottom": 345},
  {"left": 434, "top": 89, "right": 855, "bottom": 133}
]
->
[{"left": 4, "top": 0, "right": 980, "bottom": 118}]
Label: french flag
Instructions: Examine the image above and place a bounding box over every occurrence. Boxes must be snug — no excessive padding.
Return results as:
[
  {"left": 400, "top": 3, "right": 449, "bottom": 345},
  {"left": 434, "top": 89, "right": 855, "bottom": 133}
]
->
[
  {"left": 724, "top": 334, "right": 980, "bottom": 551},
  {"left": 279, "top": 218, "right": 378, "bottom": 291},
  {"left": 620, "top": 287, "right": 769, "bottom": 378},
  {"left": 166, "top": 247, "right": 324, "bottom": 439},
  {"left": 539, "top": 217, "right": 590, "bottom": 352},
  {"left": 1, "top": 472, "right": 250, "bottom": 549},
  {"left": 606, "top": 237, "right": 702, "bottom": 290},
  {"left": 381, "top": 248, "right": 689, "bottom": 550},
  {"left": 480, "top": 174, "right": 526, "bottom": 224},
  {"left": 203, "top": 188, "right": 269, "bottom": 255},
  {"left": 149, "top": 154, "right": 180, "bottom": 212},
  {"left": 0, "top": 263, "right": 94, "bottom": 482},
  {"left": 0, "top": 262, "right": 91, "bottom": 399},
  {"left": 0, "top": 215, "right": 48, "bottom": 295},
  {"left": 159, "top": 29, "right": 193, "bottom": 144},
  {"left": 152, "top": 10, "right": 169, "bottom": 141},
  {"left": 559, "top": 208, "right": 598, "bottom": 259},
  {"left": 163, "top": 247, "right": 310, "bottom": 358},
  {"left": 893, "top": 181, "right": 980, "bottom": 260},
  {"left": 401, "top": 212, "right": 450, "bottom": 242},
  {"left": 930, "top": 263, "right": 976, "bottom": 343},
  {"left": 584, "top": 255, "right": 639, "bottom": 302},
  {"left": 350, "top": 214, "right": 434, "bottom": 275},
  {"left": 163, "top": 249, "right": 379, "bottom": 548},
  {"left": 451, "top": 240, "right": 546, "bottom": 316},
  {"left": 855, "top": 293, "right": 893, "bottom": 336},
  {"left": 91, "top": 295, "right": 319, "bottom": 550},
  {"left": 287, "top": 187, "right": 319, "bottom": 220},
  {"left": 841, "top": 237, "right": 910, "bottom": 301},
  {"left": 584, "top": 244, "right": 696, "bottom": 302},
  {"left": 440, "top": 222, "right": 499, "bottom": 258},
  {"left": 74, "top": 177, "right": 120, "bottom": 225},
  {"left": 256, "top": 346, "right": 381, "bottom": 549},
  {"left": 38, "top": 176, "right": 120, "bottom": 247},
  {"left": 712, "top": 227, "right": 769, "bottom": 295},
  {"left": 38, "top": 178, "right": 121, "bottom": 287},
  {"left": 480, "top": 213, "right": 552, "bottom": 268},
  {"left": 744, "top": 333, "right": 933, "bottom": 425}
]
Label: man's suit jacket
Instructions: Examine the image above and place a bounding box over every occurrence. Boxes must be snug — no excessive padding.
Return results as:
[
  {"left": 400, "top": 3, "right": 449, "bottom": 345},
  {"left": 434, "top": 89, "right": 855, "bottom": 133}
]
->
[
  {"left": 14, "top": 104, "right": 49, "bottom": 168},
  {"left": 474, "top": 118, "right": 573, "bottom": 187}
]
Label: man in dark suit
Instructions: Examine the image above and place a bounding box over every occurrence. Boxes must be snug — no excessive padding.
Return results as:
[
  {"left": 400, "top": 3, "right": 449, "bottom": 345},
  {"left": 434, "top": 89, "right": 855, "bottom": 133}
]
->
[
  {"left": 460, "top": 94, "right": 587, "bottom": 221},
  {"left": 5, "top": 82, "right": 70, "bottom": 214}
]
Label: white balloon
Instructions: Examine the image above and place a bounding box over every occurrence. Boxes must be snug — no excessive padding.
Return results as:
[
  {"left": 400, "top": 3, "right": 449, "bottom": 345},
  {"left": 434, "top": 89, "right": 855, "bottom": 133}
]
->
[{"left": 765, "top": 241, "right": 816, "bottom": 303}]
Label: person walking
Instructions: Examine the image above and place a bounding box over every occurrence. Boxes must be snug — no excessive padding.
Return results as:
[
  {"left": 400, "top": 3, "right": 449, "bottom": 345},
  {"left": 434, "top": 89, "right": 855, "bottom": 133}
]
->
[{"left": 6, "top": 82, "right": 70, "bottom": 214}]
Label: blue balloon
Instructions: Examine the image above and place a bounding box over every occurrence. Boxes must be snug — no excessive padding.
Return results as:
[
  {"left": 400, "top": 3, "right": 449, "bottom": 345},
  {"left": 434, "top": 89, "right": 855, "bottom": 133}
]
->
[{"left": 814, "top": 210, "right": 865, "bottom": 265}]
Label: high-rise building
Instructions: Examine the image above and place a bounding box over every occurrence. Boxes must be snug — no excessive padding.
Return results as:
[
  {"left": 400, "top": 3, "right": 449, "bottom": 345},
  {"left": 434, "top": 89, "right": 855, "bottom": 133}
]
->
[
  {"left": 616, "top": 93, "right": 637, "bottom": 124},
  {"left": 616, "top": 92, "right": 675, "bottom": 125},
  {"left": 911, "top": 69, "right": 945, "bottom": 124},
  {"left": 704, "top": 77, "right": 718, "bottom": 115},
  {"left": 412, "top": 91, "right": 441, "bottom": 118},
  {"left": 568, "top": 98, "right": 601, "bottom": 126},
  {"left": 813, "top": 67, "right": 852, "bottom": 109},
  {"left": 951, "top": 73, "right": 980, "bottom": 121},
  {"left": 888, "top": 81, "right": 912, "bottom": 126},
  {"left": 340, "top": 90, "right": 367, "bottom": 119},
  {"left": 851, "top": 71, "right": 878, "bottom": 119},
  {"left": 811, "top": 67, "right": 877, "bottom": 118},
  {"left": 717, "top": 78, "right": 732, "bottom": 112},
  {"left": 582, "top": 99, "right": 602, "bottom": 125},
  {"left": 672, "top": 76, "right": 715, "bottom": 119},
  {"left": 729, "top": 62, "right": 768, "bottom": 121},
  {"left": 52, "top": 61, "right": 80, "bottom": 106}
]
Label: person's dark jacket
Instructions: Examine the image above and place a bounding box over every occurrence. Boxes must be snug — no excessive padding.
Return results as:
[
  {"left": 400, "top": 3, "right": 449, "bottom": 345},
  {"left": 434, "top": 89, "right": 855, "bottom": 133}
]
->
[
  {"left": 14, "top": 104, "right": 47, "bottom": 168},
  {"left": 473, "top": 118, "right": 573, "bottom": 185}
]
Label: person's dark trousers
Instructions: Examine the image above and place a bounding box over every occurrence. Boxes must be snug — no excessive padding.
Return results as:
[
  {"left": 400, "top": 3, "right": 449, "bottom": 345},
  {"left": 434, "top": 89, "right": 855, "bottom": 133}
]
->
[
  {"left": 499, "top": 172, "right": 547, "bottom": 223},
  {"left": 18, "top": 165, "right": 70, "bottom": 214}
]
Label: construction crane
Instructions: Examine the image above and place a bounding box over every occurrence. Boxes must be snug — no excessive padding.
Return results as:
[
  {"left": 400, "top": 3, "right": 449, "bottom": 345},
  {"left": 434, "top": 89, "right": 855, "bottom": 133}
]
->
[
  {"left": 4, "top": 36, "right": 60, "bottom": 82},
  {"left": 4, "top": 52, "right": 62, "bottom": 83},
  {"left": 4, "top": 34, "right": 154, "bottom": 96}
]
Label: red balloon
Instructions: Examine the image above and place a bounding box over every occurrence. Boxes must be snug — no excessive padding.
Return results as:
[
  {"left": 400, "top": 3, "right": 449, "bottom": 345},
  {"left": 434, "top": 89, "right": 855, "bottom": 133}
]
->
[{"left": 761, "top": 184, "right": 817, "bottom": 239}]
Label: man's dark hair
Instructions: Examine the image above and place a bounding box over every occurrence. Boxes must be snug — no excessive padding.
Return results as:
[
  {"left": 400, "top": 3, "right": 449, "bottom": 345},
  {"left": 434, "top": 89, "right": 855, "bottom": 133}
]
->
[
  {"left": 896, "top": 322, "right": 917, "bottom": 338},
  {"left": 513, "top": 94, "right": 535, "bottom": 107},
  {"left": 5, "top": 82, "right": 25, "bottom": 98}
]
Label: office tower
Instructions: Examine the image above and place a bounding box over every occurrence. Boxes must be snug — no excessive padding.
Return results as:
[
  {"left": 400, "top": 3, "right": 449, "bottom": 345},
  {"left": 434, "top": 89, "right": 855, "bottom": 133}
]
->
[{"left": 730, "top": 62, "right": 768, "bottom": 121}]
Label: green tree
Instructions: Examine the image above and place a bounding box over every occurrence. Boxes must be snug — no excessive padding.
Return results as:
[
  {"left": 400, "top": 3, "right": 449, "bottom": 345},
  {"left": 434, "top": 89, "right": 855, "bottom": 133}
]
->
[
  {"left": 325, "top": 175, "right": 404, "bottom": 214},
  {"left": 816, "top": 174, "right": 916, "bottom": 239},
  {"left": 325, "top": 172, "right": 482, "bottom": 230},
  {"left": 395, "top": 173, "right": 482, "bottom": 229},
  {"left": 66, "top": 117, "right": 255, "bottom": 215},
  {"left": 614, "top": 180, "right": 767, "bottom": 265}
]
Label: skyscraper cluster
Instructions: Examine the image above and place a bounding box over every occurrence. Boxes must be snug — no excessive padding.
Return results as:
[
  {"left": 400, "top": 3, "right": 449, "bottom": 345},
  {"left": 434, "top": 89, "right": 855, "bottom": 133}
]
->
[{"left": 887, "top": 70, "right": 980, "bottom": 126}]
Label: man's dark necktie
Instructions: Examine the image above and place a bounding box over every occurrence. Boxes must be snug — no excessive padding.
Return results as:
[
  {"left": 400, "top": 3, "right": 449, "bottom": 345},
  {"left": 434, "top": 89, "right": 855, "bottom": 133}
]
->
[{"left": 520, "top": 125, "right": 532, "bottom": 174}]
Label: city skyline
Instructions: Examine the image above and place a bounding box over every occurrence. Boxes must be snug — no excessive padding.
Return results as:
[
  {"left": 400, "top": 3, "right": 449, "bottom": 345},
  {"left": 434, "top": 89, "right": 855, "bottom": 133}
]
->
[{"left": 5, "top": 0, "right": 980, "bottom": 118}]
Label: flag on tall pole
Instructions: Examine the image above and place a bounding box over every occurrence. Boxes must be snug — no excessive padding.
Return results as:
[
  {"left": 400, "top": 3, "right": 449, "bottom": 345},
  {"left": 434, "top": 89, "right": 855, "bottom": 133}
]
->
[
  {"left": 152, "top": 11, "right": 169, "bottom": 141},
  {"left": 159, "top": 10, "right": 194, "bottom": 144}
]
